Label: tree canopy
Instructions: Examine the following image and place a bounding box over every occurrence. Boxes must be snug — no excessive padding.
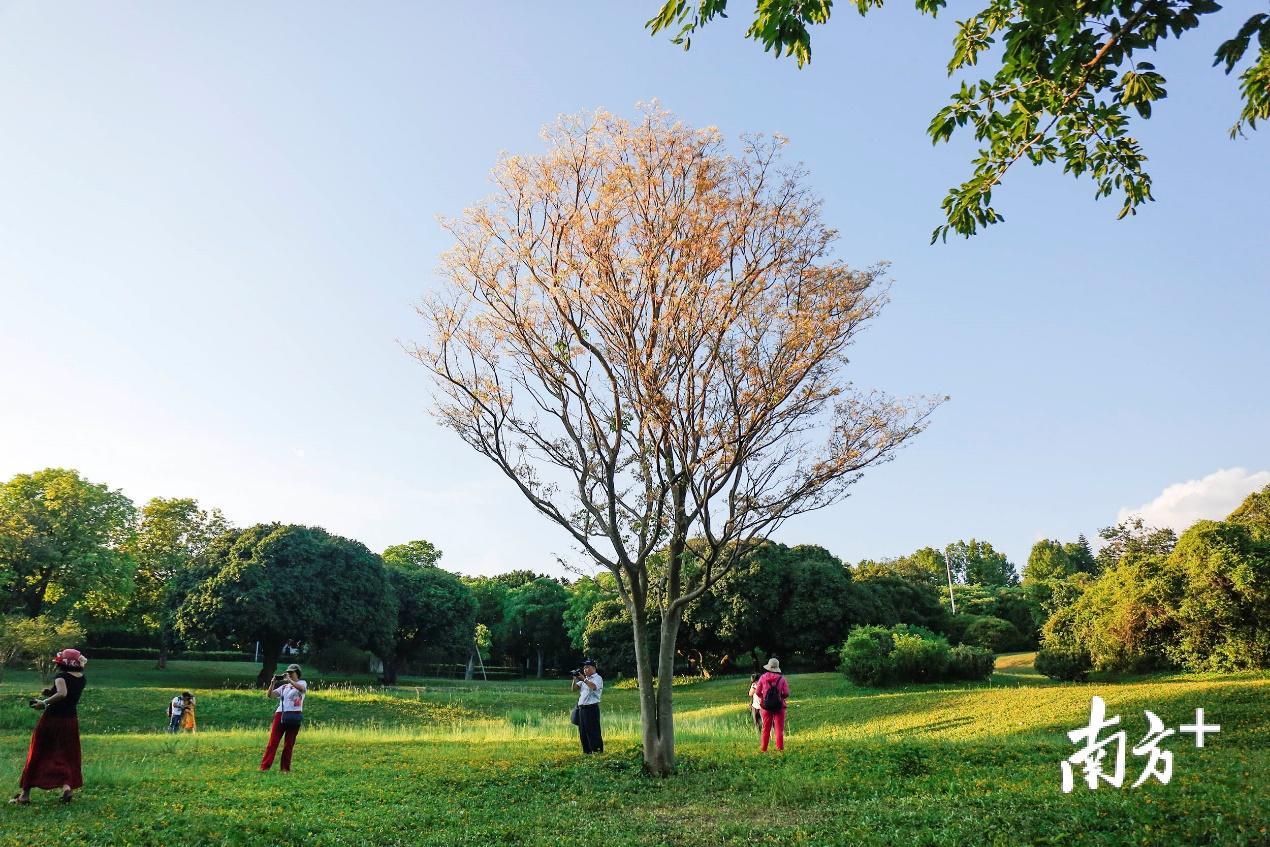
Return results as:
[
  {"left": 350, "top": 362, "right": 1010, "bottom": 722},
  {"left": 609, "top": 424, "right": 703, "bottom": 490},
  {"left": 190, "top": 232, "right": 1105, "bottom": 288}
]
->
[
  {"left": 1228, "top": 483, "right": 1270, "bottom": 539},
  {"left": 682, "top": 542, "right": 855, "bottom": 671},
  {"left": 382, "top": 539, "right": 444, "bottom": 570},
  {"left": 0, "top": 468, "right": 137, "bottom": 618},
  {"left": 646, "top": 0, "right": 1269, "bottom": 241},
  {"left": 382, "top": 546, "right": 477, "bottom": 684},
  {"left": 121, "top": 497, "right": 232, "bottom": 668},
  {"left": 856, "top": 546, "right": 948, "bottom": 589},
  {"left": 503, "top": 577, "right": 572, "bottom": 677},
  {"left": 945, "top": 538, "right": 1017, "bottom": 586},
  {"left": 175, "top": 524, "right": 396, "bottom": 684},
  {"left": 1024, "top": 538, "right": 1073, "bottom": 584}
]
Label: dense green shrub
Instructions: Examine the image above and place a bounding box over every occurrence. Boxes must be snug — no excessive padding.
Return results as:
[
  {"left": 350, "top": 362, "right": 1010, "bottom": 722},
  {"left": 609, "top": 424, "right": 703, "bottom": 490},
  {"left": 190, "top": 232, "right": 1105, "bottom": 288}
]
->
[
  {"left": 837, "top": 626, "right": 895, "bottom": 686},
  {"left": 181, "top": 649, "right": 260, "bottom": 662},
  {"left": 962, "top": 616, "right": 1025, "bottom": 652},
  {"left": 84, "top": 628, "right": 161, "bottom": 650},
  {"left": 1034, "top": 647, "right": 1092, "bottom": 681},
  {"left": 1036, "top": 501, "right": 1270, "bottom": 674},
  {"left": 0, "top": 615, "right": 87, "bottom": 679},
  {"left": 84, "top": 647, "right": 255, "bottom": 662},
  {"left": 1165, "top": 519, "right": 1270, "bottom": 671},
  {"left": 889, "top": 631, "right": 949, "bottom": 682},
  {"left": 839, "top": 625, "right": 994, "bottom": 685},
  {"left": 943, "top": 613, "right": 983, "bottom": 646},
  {"left": 947, "top": 644, "right": 995, "bottom": 680},
  {"left": 81, "top": 647, "right": 160, "bottom": 661}
]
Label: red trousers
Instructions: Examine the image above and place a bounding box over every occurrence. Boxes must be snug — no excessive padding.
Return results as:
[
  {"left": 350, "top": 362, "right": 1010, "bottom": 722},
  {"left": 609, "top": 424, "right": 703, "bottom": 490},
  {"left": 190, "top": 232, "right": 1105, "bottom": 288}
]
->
[
  {"left": 260, "top": 713, "right": 300, "bottom": 771},
  {"left": 760, "top": 708, "right": 785, "bottom": 752}
]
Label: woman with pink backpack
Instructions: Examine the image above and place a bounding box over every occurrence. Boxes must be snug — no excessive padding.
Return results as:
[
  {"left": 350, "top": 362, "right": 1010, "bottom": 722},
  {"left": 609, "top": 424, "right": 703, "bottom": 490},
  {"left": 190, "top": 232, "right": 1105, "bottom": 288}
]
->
[{"left": 755, "top": 657, "right": 790, "bottom": 752}]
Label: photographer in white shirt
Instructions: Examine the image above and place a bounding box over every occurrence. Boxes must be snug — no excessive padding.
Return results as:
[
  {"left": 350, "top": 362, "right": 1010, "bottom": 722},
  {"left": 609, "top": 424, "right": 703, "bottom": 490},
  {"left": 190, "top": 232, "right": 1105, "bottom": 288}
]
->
[{"left": 571, "top": 659, "right": 604, "bottom": 754}]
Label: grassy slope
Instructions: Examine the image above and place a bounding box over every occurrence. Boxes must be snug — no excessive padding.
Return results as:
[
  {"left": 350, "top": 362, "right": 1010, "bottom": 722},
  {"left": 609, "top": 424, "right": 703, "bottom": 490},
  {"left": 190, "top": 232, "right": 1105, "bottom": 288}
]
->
[{"left": 0, "top": 656, "right": 1265, "bottom": 846}]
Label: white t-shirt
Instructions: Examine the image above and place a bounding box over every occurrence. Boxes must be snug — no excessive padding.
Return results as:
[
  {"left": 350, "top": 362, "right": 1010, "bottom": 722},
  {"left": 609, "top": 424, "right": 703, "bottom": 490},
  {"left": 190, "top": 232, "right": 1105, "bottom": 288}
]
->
[
  {"left": 576, "top": 673, "right": 603, "bottom": 706},
  {"left": 274, "top": 679, "right": 308, "bottom": 713},
  {"left": 170, "top": 695, "right": 186, "bottom": 715}
]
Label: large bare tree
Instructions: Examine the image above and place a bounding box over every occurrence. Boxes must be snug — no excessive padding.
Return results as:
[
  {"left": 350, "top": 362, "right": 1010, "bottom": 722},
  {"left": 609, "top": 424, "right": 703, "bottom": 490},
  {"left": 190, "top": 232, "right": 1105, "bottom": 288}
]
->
[{"left": 414, "top": 105, "right": 940, "bottom": 775}]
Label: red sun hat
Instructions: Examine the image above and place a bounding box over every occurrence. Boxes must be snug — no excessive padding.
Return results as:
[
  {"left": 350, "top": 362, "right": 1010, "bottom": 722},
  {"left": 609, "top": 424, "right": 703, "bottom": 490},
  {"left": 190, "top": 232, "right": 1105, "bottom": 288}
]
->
[{"left": 55, "top": 648, "right": 85, "bottom": 668}]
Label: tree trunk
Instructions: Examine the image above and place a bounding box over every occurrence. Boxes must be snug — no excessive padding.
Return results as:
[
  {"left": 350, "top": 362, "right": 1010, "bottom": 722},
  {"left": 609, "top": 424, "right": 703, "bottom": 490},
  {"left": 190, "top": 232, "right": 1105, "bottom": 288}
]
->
[
  {"left": 156, "top": 619, "right": 170, "bottom": 670},
  {"left": 24, "top": 569, "right": 53, "bottom": 617},
  {"left": 536, "top": 647, "right": 544, "bottom": 679},
  {"left": 465, "top": 648, "right": 476, "bottom": 681},
  {"left": 631, "top": 607, "right": 681, "bottom": 776},
  {"left": 255, "top": 638, "right": 284, "bottom": 687},
  {"left": 383, "top": 660, "right": 399, "bottom": 685},
  {"left": 653, "top": 611, "right": 681, "bottom": 771}
]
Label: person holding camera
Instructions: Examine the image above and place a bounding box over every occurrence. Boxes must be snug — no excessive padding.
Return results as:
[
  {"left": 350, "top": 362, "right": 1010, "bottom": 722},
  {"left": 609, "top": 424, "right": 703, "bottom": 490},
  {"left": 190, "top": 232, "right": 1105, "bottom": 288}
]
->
[
  {"left": 259, "top": 663, "right": 306, "bottom": 772},
  {"left": 10, "top": 648, "right": 87, "bottom": 805},
  {"left": 570, "top": 659, "right": 604, "bottom": 754}
]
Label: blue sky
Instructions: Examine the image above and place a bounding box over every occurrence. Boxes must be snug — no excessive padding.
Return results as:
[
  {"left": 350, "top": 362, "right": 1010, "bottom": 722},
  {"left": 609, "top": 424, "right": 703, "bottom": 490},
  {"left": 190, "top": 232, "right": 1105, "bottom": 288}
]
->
[{"left": 1, "top": 3, "right": 1266, "bottom": 576}]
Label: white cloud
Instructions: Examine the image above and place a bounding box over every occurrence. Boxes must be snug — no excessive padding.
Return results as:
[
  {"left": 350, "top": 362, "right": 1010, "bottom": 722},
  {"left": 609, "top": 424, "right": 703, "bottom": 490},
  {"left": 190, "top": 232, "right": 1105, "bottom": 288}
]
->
[{"left": 1117, "top": 467, "right": 1270, "bottom": 533}]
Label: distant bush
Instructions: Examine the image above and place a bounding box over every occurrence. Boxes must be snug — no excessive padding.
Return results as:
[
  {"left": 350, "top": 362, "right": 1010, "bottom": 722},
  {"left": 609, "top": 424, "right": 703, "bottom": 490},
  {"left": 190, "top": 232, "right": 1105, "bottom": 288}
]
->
[
  {"left": 0, "top": 615, "right": 87, "bottom": 679},
  {"left": 1034, "top": 647, "right": 1092, "bottom": 681},
  {"left": 83, "top": 647, "right": 159, "bottom": 661},
  {"left": 943, "top": 613, "right": 982, "bottom": 646},
  {"left": 839, "top": 625, "right": 994, "bottom": 686},
  {"left": 947, "top": 644, "right": 995, "bottom": 681},
  {"left": 838, "top": 626, "right": 895, "bottom": 686},
  {"left": 83, "top": 628, "right": 160, "bottom": 650},
  {"left": 889, "top": 631, "right": 949, "bottom": 682},
  {"left": 962, "top": 616, "right": 1025, "bottom": 652},
  {"left": 84, "top": 647, "right": 254, "bottom": 662}
]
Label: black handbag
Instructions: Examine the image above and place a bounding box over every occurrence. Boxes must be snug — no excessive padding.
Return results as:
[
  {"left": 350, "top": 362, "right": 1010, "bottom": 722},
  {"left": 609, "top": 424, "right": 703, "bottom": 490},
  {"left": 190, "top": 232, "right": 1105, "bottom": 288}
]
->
[
  {"left": 569, "top": 706, "right": 580, "bottom": 726},
  {"left": 280, "top": 710, "right": 303, "bottom": 729}
]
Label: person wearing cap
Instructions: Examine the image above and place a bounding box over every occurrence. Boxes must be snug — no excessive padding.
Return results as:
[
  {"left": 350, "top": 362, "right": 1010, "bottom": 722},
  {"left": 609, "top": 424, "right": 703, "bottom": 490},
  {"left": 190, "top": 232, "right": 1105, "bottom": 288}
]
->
[
  {"left": 755, "top": 657, "right": 790, "bottom": 753},
  {"left": 571, "top": 658, "right": 604, "bottom": 754},
  {"left": 11, "top": 648, "right": 87, "bottom": 805},
  {"left": 260, "top": 663, "right": 307, "bottom": 772}
]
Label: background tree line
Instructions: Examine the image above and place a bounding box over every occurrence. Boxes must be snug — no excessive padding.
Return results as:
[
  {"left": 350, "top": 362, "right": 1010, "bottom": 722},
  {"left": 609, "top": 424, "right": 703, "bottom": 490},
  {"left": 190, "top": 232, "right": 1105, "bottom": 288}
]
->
[
  {"left": 3, "top": 467, "right": 1266, "bottom": 684},
  {"left": 0, "top": 468, "right": 477, "bottom": 685}
]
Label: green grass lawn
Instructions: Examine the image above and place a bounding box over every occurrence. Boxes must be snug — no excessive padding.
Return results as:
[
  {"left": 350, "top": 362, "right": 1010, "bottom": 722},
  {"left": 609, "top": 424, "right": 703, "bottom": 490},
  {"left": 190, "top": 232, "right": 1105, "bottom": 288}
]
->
[{"left": 0, "top": 655, "right": 1266, "bottom": 846}]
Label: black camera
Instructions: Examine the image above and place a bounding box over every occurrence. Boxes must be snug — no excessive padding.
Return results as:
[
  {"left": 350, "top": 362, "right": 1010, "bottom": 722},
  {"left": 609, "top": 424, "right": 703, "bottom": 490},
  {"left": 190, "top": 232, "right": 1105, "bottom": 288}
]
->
[{"left": 569, "top": 668, "right": 583, "bottom": 678}]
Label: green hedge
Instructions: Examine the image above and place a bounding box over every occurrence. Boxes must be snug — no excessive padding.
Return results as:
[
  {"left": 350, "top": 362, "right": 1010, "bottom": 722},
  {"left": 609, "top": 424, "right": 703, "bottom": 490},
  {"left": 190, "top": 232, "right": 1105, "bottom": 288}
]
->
[
  {"left": 85, "top": 647, "right": 255, "bottom": 662},
  {"left": 1034, "top": 647, "right": 1092, "bottom": 681},
  {"left": 948, "top": 644, "right": 996, "bottom": 680},
  {"left": 838, "top": 624, "right": 995, "bottom": 686}
]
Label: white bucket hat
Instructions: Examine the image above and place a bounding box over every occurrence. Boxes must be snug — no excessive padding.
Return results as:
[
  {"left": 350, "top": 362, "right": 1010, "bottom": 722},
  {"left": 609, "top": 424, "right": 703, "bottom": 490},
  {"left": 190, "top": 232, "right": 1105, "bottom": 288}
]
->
[{"left": 763, "top": 657, "right": 781, "bottom": 673}]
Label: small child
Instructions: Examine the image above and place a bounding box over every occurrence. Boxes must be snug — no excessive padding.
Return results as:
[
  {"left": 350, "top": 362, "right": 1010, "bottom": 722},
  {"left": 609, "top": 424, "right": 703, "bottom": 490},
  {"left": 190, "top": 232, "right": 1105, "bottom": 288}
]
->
[{"left": 747, "top": 673, "right": 762, "bottom": 733}]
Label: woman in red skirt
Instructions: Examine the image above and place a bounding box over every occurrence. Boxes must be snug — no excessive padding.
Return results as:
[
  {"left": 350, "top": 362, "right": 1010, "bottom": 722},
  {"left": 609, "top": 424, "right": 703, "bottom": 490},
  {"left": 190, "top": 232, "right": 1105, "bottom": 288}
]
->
[{"left": 10, "top": 648, "right": 87, "bottom": 805}]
